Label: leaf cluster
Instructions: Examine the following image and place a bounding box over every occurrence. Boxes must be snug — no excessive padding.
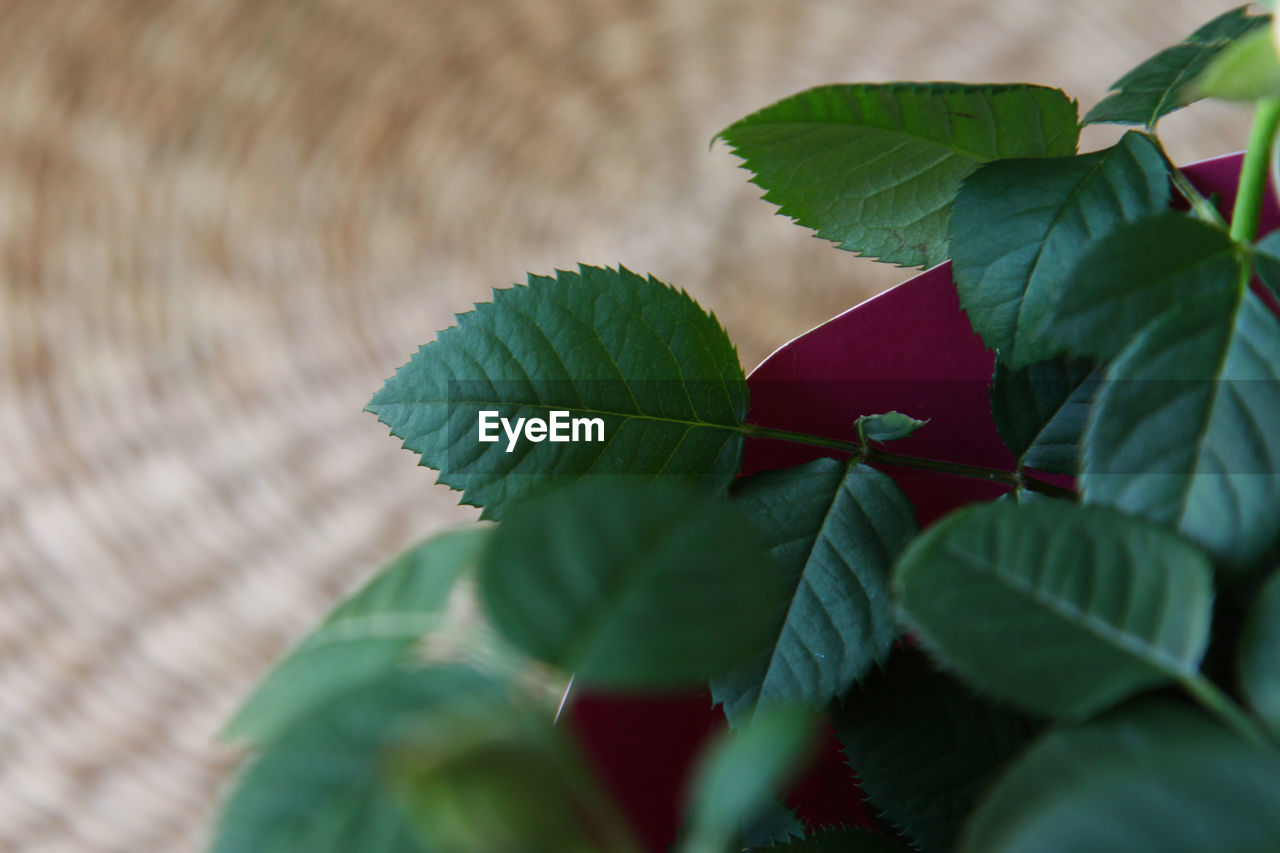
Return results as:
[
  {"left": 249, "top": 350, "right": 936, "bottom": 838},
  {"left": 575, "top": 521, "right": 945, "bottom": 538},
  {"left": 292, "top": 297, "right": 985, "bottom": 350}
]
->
[{"left": 212, "top": 7, "right": 1280, "bottom": 853}]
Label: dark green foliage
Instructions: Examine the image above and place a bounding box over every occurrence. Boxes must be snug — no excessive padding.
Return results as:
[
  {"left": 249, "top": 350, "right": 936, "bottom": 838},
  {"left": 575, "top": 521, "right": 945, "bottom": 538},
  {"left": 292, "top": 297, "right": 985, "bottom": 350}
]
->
[
  {"left": 712, "top": 459, "right": 918, "bottom": 724},
  {"left": 1084, "top": 6, "right": 1270, "bottom": 127},
  {"left": 719, "top": 83, "right": 1079, "bottom": 267},
  {"left": 1046, "top": 212, "right": 1243, "bottom": 361},
  {"left": 960, "top": 700, "right": 1280, "bottom": 853},
  {"left": 1081, "top": 288, "right": 1280, "bottom": 569},
  {"left": 761, "top": 828, "right": 914, "bottom": 851},
  {"left": 1238, "top": 569, "right": 1280, "bottom": 736},
  {"left": 683, "top": 707, "right": 818, "bottom": 853},
  {"left": 223, "top": 9, "right": 1280, "bottom": 852},
  {"left": 950, "top": 132, "right": 1169, "bottom": 366},
  {"left": 1253, "top": 229, "right": 1280, "bottom": 300},
  {"left": 989, "top": 355, "right": 1096, "bottom": 474},
  {"left": 479, "top": 481, "right": 785, "bottom": 688},
  {"left": 740, "top": 799, "right": 807, "bottom": 849},
  {"left": 367, "top": 264, "right": 747, "bottom": 519},
  {"left": 833, "top": 651, "right": 1039, "bottom": 853},
  {"left": 894, "top": 501, "right": 1215, "bottom": 718}
]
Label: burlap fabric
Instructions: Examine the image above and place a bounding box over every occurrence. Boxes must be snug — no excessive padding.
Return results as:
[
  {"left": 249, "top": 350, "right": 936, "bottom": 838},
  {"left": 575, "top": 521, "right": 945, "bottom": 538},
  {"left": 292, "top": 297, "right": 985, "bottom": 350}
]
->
[{"left": 0, "top": 1, "right": 1255, "bottom": 849}]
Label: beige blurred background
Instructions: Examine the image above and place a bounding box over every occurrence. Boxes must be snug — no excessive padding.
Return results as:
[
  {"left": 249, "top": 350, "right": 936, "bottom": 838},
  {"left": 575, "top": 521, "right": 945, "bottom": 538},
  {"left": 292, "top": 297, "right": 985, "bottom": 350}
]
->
[{"left": 0, "top": 1, "right": 1258, "bottom": 850}]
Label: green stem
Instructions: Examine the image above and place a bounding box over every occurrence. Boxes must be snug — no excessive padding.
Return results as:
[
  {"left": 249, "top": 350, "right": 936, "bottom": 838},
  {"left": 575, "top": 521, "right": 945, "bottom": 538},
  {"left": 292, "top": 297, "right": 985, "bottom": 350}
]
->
[
  {"left": 740, "top": 423, "right": 1074, "bottom": 499},
  {"left": 1172, "top": 165, "right": 1228, "bottom": 228},
  {"left": 1140, "top": 129, "right": 1226, "bottom": 227},
  {"left": 866, "top": 447, "right": 1012, "bottom": 485},
  {"left": 741, "top": 423, "right": 862, "bottom": 455},
  {"left": 1184, "top": 674, "right": 1273, "bottom": 748},
  {"left": 1230, "top": 98, "right": 1280, "bottom": 244}
]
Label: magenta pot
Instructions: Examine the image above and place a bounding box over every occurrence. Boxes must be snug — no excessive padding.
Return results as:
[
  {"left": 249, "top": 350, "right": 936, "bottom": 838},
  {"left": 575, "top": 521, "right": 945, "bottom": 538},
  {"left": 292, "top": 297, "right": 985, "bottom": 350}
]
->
[{"left": 561, "top": 152, "right": 1279, "bottom": 851}]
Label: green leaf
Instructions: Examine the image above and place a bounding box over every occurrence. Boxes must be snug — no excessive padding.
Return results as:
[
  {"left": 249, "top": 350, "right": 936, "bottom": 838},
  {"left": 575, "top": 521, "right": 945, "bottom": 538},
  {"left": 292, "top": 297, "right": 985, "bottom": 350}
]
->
[
  {"left": 719, "top": 84, "right": 1079, "bottom": 268},
  {"left": 1082, "top": 288, "right": 1280, "bottom": 568},
  {"left": 893, "top": 500, "right": 1215, "bottom": 718},
  {"left": 990, "top": 356, "right": 1096, "bottom": 474},
  {"left": 682, "top": 706, "right": 817, "bottom": 853},
  {"left": 711, "top": 459, "right": 919, "bottom": 725},
  {"left": 479, "top": 482, "right": 785, "bottom": 688},
  {"left": 391, "top": 691, "right": 641, "bottom": 853},
  {"left": 225, "top": 527, "right": 489, "bottom": 744},
  {"left": 1238, "top": 570, "right": 1280, "bottom": 736},
  {"left": 833, "top": 651, "right": 1039, "bottom": 853},
  {"left": 761, "top": 828, "right": 913, "bottom": 852},
  {"left": 1046, "top": 213, "right": 1242, "bottom": 362},
  {"left": 367, "top": 264, "right": 748, "bottom": 520},
  {"left": 212, "top": 666, "right": 501, "bottom": 853},
  {"left": 1195, "top": 23, "right": 1280, "bottom": 102},
  {"left": 740, "top": 799, "right": 806, "bottom": 849},
  {"left": 1084, "top": 6, "right": 1271, "bottom": 126},
  {"left": 951, "top": 132, "right": 1170, "bottom": 367},
  {"left": 960, "top": 699, "right": 1280, "bottom": 853},
  {"left": 1253, "top": 230, "right": 1280, "bottom": 301},
  {"left": 856, "top": 412, "right": 929, "bottom": 443}
]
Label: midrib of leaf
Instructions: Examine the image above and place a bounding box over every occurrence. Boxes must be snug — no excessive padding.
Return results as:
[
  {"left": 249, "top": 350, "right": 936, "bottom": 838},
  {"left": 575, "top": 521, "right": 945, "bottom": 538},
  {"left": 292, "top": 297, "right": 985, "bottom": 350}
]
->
[
  {"left": 1103, "top": 286, "right": 1245, "bottom": 525},
  {"left": 1011, "top": 154, "right": 1111, "bottom": 352},
  {"left": 438, "top": 398, "right": 742, "bottom": 433},
  {"left": 732, "top": 83, "right": 1071, "bottom": 162},
  {"left": 1149, "top": 36, "right": 1249, "bottom": 126},
  {"left": 756, "top": 461, "right": 854, "bottom": 699},
  {"left": 742, "top": 118, "right": 1003, "bottom": 165},
  {"left": 940, "top": 542, "right": 1195, "bottom": 678},
  {"left": 542, "top": 284, "right": 744, "bottom": 417},
  {"left": 507, "top": 287, "right": 736, "bottom": 419},
  {"left": 1174, "top": 293, "right": 1242, "bottom": 526}
]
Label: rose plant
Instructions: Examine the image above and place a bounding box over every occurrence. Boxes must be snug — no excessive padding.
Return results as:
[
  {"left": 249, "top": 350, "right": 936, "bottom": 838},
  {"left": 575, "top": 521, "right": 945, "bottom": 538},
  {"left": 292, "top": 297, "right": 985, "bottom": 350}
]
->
[{"left": 212, "top": 6, "right": 1280, "bottom": 852}]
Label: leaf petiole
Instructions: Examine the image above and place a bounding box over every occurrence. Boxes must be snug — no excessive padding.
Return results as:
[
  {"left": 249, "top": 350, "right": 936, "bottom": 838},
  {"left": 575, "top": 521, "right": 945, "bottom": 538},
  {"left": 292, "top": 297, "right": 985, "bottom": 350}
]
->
[
  {"left": 1140, "top": 129, "right": 1228, "bottom": 228},
  {"left": 739, "top": 423, "right": 1074, "bottom": 499},
  {"left": 1183, "top": 673, "right": 1274, "bottom": 748}
]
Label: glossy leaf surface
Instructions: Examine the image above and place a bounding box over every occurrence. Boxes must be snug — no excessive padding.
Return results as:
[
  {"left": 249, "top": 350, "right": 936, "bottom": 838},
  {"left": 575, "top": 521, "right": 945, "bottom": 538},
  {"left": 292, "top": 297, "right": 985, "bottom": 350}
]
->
[
  {"left": 1082, "top": 289, "right": 1280, "bottom": 568},
  {"left": 961, "top": 700, "right": 1280, "bottom": 853},
  {"left": 720, "top": 83, "right": 1079, "bottom": 267},
  {"left": 894, "top": 501, "right": 1215, "bottom": 718},
  {"left": 368, "top": 265, "right": 747, "bottom": 519},
  {"left": 1047, "top": 213, "right": 1242, "bottom": 362},
  {"left": 711, "top": 459, "right": 918, "bottom": 724},
  {"left": 1084, "top": 6, "right": 1270, "bottom": 126},
  {"left": 951, "top": 132, "right": 1169, "bottom": 367},
  {"left": 480, "top": 482, "right": 784, "bottom": 688},
  {"left": 833, "top": 651, "right": 1038, "bottom": 852}
]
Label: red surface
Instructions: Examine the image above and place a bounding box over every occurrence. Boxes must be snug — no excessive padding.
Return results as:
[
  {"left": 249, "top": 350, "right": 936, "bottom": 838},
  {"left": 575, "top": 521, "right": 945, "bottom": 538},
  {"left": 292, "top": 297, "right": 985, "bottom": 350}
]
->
[{"left": 563, "top": 152, "right": 1273, "bottom": 850}]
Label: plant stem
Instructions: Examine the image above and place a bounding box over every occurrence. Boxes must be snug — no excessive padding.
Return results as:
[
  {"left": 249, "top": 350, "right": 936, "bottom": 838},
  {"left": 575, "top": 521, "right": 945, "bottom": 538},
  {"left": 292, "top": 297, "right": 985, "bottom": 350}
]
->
[
  {"left": 1230, "top": 97, "right": 1280, "bottom": 244},
  {"left": 1140, "top": 129, "right": 1226, "bottom": 228},
  {"left": 1184, "top": 673, "right": 1273, "bottom": 748},
  {"left": 866, "top": 446, "right": 1010, "bottom": 483},
  {"left": 739, "top": 423, "right": 1074, "bottom": 499},
  {"left": 1172, "top": 165, "right": 1228, "bottom": 228},
  {"left": 741, "top": 423, "right": 862, "bottom": 455}
]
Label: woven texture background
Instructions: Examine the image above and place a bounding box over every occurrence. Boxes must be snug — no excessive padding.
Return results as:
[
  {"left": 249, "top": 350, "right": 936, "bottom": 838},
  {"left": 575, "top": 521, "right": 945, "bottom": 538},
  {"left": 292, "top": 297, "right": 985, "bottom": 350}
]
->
[{"left": 0, "top": 1, "right": 1256, "bottom": 850}]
